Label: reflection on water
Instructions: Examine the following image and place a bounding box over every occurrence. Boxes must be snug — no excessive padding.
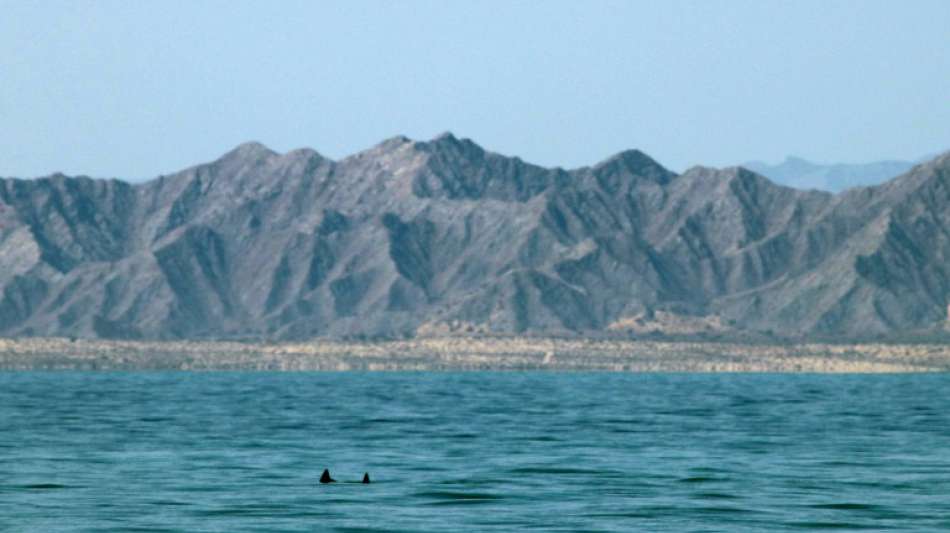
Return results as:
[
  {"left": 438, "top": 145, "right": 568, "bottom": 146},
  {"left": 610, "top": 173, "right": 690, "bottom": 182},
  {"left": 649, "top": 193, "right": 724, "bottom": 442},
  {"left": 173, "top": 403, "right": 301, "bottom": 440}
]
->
[{"left": 2, "top": 372, "right": 950, "bottom": 531}]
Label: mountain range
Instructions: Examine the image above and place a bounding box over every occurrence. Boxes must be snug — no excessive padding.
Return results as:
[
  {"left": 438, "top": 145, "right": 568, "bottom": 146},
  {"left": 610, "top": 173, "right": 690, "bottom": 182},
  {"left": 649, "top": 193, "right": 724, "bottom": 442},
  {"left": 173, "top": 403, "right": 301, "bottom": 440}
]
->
[
  {"left": 0, "top": 133, "right": 948, "bottom": 341},
  {"left": 744, "top": 156, "right": 917, "bottom": 192}
]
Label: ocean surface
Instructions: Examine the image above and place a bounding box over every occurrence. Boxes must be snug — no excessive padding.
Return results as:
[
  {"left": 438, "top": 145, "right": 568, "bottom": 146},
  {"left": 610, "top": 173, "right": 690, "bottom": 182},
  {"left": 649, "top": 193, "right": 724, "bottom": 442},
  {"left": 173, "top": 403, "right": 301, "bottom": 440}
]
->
[{"left": 2, "top": 372, "right": 950, "bottom": 532}]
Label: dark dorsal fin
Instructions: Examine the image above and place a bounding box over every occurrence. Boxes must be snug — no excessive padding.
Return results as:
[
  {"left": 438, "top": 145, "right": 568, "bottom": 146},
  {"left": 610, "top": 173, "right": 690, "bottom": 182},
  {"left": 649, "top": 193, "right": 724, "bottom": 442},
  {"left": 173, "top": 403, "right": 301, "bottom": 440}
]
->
[
  {"left": 320, "top": 469, "right": 336, "bottom": 483},
  {"left": 362, "top": 472, "right": 371, "bottom": 484}
]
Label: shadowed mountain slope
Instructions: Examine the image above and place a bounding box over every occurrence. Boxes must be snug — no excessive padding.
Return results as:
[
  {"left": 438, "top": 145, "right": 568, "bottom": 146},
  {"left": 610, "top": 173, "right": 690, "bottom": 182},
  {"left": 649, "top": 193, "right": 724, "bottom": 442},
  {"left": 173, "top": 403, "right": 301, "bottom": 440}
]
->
[{"left": 0, "top": 135, "right": 947, "bottom": 340}]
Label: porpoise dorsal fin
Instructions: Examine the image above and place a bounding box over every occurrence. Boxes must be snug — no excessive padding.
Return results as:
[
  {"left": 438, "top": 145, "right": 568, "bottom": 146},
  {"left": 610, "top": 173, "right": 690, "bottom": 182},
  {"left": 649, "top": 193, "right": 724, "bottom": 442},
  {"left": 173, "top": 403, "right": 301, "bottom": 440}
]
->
[
  {"left": 320, "top": 469, "right": 336, "bottom": 483},
  {"left": 362, "top": 473, "right": 370, "bottom": 484}
]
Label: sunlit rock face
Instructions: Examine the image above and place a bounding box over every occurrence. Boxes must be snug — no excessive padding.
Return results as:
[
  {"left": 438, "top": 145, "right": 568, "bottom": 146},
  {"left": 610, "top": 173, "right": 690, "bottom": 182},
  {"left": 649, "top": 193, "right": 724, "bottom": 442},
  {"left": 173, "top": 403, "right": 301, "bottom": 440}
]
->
[{"left": 0, "top": 135, "right": 947, "bottom": 341}]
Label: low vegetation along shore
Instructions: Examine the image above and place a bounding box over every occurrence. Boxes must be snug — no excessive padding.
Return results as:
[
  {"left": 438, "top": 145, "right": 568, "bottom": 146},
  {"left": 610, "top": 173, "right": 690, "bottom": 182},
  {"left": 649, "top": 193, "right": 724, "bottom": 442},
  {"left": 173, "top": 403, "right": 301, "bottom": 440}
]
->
[{"left": 1, "top": 337, "right": 949, "bottom": 372}]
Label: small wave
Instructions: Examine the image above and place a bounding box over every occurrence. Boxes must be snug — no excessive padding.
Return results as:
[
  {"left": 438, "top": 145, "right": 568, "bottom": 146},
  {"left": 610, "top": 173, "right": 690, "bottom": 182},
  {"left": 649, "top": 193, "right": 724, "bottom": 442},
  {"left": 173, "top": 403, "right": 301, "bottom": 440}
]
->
[
  {"left": 693, "top": 505, "right": 756, "bottom": 514},
  {"left": 692, "top": 492, "right": 740, "bottom": 500},
  {"left": 415, "top": 491, "right": 504, "bottom": 504},
  {"left": 810, "top": 502, "right": 879, "bottom": 511},
  {"left": 444, "top": 432, "right": 480, "bottom": 439},
  {"left": 147, "top": 500, "right": 191, "bottom": 507},
  {"left": 786, "top": 521, "right": 879, "bottom": 529},
  {"left": 678, "top": 476, "right": 729, "bottom": 484},
  {"left": 19, "top": 483, "right": 70, "bottom": 490},
  {"left": 333, "top": 527, "right": 402, "bottom": 533},
  {"left": 589, "top": 505, "right": 681, "bottom": 517},
  {"left": 513, "top": 435, "right": 561, "bottom": 442},
  {"left": 195, "top": 505, "right": 298, "bottom": 517},
  {"left": 508, "top": 466, "right": 604, "bottom": 475}
]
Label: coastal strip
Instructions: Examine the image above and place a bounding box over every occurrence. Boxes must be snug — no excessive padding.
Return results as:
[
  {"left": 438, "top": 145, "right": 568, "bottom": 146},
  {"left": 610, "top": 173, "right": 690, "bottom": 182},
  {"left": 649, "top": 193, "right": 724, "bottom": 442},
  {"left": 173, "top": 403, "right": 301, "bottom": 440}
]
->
[{"left": 0, "top": 337, "right": 949, "bottom": 372}]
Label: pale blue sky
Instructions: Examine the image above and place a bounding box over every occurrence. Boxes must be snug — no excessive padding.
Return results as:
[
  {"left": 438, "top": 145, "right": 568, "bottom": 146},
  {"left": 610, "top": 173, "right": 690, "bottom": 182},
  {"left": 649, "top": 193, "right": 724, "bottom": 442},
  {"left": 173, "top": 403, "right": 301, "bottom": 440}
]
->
[{"left": 1, "top": 0, "right": 948, "bottom": 180}]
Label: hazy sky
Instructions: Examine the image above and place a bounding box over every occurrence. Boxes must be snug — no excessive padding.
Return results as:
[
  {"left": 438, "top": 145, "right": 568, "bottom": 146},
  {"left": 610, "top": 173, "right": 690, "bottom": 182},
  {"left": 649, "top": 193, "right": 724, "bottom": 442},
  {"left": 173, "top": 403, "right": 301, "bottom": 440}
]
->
[{"left": 2, "top": 0, "right": 948, "bottom": 180}]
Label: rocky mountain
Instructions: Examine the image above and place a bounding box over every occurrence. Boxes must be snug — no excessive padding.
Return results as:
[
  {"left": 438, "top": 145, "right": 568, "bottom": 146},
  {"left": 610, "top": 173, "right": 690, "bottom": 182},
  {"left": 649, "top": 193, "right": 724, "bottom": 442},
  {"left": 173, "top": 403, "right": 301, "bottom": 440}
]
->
[
  {"left": 744, "top": 156, "right": 914, "bottom": 192},
  {"left": 0, "top": 134, "right": 947, "bottom": 341}
]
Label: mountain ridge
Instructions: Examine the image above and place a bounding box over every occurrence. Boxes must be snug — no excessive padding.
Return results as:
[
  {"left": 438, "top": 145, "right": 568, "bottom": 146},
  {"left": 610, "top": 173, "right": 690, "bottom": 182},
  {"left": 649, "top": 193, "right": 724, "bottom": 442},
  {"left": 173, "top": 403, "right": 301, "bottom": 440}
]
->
[
  {"left": 743, "top": 155, "right": 921, "bottom": 192},
  {"left": 0, "top": 134, "right": 947, "bottom": 341}
]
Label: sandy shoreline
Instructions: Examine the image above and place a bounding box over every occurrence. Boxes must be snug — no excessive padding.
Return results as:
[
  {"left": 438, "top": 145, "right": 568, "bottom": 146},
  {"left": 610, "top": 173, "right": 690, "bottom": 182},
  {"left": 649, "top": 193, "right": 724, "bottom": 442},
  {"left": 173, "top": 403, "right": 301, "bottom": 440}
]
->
[{"left": 0, "top": 337, "right": 948, "bottom": 372}]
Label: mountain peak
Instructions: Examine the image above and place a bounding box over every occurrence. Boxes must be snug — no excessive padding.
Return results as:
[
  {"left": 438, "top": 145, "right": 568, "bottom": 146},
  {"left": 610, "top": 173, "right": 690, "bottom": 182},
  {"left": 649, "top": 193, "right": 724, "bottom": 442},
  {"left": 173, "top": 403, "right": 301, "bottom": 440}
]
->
[
  {"left": 218, "top": 141, "right": 277, "bottom": 163},
  {"left": 928, "top": 150, "right": 950, "bottom": 166},
  {"left": 744, "top": 155, "right": 918, "bottom": 192},
  {"left": 592, "top": 149, "right": 674, "bottom": 185},
  {"left": 284, "top": 147, "right": 324, "bottom": 160},
  {"left": 597, "top": 148, "right": 655, "bottom": 166},
  {"left": 373, "top": 135, "right": 414, "bottom": 152},
  {"left": 432, "top": 131, "right": 459, "bottom": 142},
  {"left": 779, "top": 155, "right": 820, "bottom": 173},
  {"left": 428, "top": 131, "right": 477, "bottom": 150},
  {"left": 421, "top": 132, "right": 486, "bottom": 159}
]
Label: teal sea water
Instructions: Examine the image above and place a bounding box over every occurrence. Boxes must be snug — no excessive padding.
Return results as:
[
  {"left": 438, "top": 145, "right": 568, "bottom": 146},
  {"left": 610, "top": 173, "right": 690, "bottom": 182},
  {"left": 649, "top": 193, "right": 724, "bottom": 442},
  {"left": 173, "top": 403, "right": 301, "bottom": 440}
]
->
[{"left": 2, "top": 372, "right": 950, "bottom": 532}]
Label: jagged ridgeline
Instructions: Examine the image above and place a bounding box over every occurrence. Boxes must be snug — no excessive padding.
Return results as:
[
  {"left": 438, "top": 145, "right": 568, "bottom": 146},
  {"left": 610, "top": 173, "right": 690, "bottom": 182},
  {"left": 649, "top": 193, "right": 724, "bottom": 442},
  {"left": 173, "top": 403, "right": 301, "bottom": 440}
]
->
[{"left": 0, "top": 134, "right": 948, "bottom": 340}]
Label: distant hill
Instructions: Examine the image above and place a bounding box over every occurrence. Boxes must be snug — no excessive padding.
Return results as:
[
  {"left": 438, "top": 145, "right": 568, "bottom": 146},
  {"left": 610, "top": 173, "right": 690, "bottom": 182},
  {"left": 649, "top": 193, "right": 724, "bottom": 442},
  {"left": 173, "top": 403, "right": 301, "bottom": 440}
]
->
[
  {"left": 0, "top": 134, "right": 948, "bottom": 341},
  {"left": 743, "top": 156, "right": 916, "bottom": 192}
]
